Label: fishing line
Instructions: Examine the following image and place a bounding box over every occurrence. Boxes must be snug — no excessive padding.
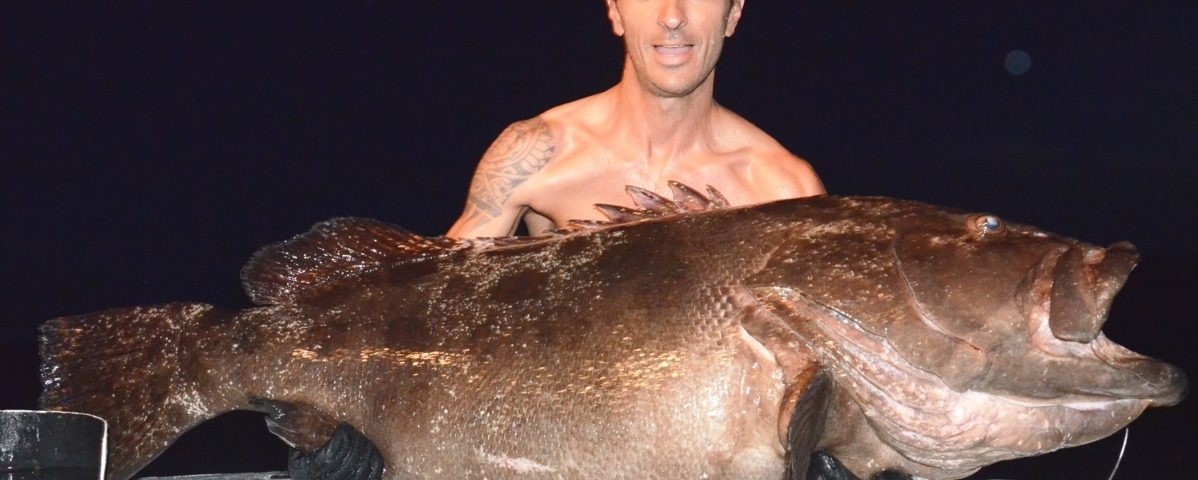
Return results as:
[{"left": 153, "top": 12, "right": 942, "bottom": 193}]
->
[{"left": 1106, "top": 428, "right": 1130, "bottom": 480}]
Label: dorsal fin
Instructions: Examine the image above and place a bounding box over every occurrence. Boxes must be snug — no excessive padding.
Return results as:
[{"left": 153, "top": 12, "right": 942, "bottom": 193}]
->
[
  {"left": 240, "top": 218, "right": 468, "bottom": 305},
  {"left": 564, "top": 181, "right": 728, "bottom": 232},
  {"left": 669, "top": 180, "right": 729, "bottom": 210},
  {"left": 625, "top": 185, "right": 684, "bottom": 214},
  {"left": 593, "top": 203, "right": 663, "bottom": 223}
]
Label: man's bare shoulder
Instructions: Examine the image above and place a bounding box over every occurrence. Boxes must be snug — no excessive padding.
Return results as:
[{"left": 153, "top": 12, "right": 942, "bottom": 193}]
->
[
  {"left": 714, "top": 109, "right": 826, "bottom": 200},
  {"left": 541, "top": 88, "right": 608, "bottom": 120},
  {"left": 538, "top": 90, "right": 615, "bottom": 134},
  {"left": 446, "top": 117, "right": 558, "bottom": 237},
  {"left": 522, "top": 92, "right": 620, "bottom": 177},
  {"left": 711, "top": 106, "right": 784, "bottom": 148},
  {"left": 476, "top": 116, "right": 558, "bottom": 202},
  {"left": 749, "top": 150, "right": 825, "bottom": 198},
  {"left": 460, "top": 93, "right": 610, "bottom": 197}
]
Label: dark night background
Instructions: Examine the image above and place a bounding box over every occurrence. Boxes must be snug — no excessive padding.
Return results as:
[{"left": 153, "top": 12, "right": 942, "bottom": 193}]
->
[{"left": 2, "top": 2, "right": 1195, "bottom": 478}]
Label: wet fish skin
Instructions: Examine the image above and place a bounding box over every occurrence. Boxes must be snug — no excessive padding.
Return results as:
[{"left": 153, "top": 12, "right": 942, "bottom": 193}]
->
[
  {"left": 39, "top": 192, "right": 1186, "bottom": 480},
  {"left": 738, "top": 197, "right": 1186, "bottom": 477}
]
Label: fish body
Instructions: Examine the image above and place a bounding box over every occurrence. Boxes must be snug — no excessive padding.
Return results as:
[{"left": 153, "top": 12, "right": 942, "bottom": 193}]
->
[{"left": 40, "top": 192, "right": 1186, "bottom": 480}]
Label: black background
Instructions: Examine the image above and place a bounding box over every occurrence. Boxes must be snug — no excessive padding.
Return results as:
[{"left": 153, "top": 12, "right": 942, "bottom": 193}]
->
[{"left": 2, "top": 2, "right": 1195, "bottom": 478}]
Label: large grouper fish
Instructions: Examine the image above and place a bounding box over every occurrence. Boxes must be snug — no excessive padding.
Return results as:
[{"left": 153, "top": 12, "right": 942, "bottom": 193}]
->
[{"left": 40, "top": 183, "right": 1186, "bottom": 480}]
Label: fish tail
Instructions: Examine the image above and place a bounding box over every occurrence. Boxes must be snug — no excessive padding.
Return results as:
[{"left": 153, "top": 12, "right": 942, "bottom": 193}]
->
[{"left": 39, "top": 302, "right": 239, "bottom": 480}]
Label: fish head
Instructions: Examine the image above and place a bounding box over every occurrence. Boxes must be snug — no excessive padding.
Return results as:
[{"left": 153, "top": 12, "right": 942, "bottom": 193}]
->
[
  {"left": 744, "top": 196, "right": 1187, "bottom": 478},
  {"left": 885, "top": 204, "right": 1186, "bottom": 406}
]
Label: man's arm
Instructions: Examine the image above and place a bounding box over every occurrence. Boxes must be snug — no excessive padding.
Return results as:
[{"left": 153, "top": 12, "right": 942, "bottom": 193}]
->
[{"left": 446, "top": 117, "right": 556, "bottom": 238}]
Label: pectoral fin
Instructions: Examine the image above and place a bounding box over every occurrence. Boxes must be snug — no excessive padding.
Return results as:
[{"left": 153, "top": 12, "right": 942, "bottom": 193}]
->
[
  {"left": 251, "top": 398, "right": 342, "bottom": 452},
  {"left": 734, "top": 287, "right": 830, "bottom": 479},
  {"left": 783, "top": 373, "right": 832, "bottom": 479}
]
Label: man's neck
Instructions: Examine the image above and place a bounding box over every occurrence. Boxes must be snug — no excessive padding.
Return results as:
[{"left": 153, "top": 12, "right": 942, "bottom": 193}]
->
[{"left": 606, "top": 60, "right": 720, "bottom": 164}]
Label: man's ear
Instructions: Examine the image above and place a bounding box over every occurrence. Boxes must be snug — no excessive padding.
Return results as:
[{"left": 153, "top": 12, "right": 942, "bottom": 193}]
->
[
  {"left": 725, "top": 0, "right": 745, "bottom": 37},
  {"left": 606, "top": 0, "right": 625, "bottom": 36}
]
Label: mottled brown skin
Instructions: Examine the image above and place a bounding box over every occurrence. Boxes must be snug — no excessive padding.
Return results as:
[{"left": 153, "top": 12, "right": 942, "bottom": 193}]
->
[{"left": 40, "top": 194, "right": 1186, "bottom": 480}]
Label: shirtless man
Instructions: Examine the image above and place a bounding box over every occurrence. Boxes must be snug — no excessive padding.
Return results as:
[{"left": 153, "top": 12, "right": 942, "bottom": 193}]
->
[{"left": 448, "top": 0, "right": 824, "bottom": 238}]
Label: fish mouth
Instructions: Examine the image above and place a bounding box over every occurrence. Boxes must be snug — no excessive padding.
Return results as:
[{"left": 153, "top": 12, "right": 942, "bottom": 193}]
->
[
  {"left": 1023, "top": 241, "right": 1188, "bottom": 406},
  {"left": 1087, "top": 334, "right": 1188, "bottom": 406},
  {"left": 1042, "top": 241, "right": 1138, "bottom": 343},
  {"left": 753, "top": 286, "right": 1160, "bottom": 477}
]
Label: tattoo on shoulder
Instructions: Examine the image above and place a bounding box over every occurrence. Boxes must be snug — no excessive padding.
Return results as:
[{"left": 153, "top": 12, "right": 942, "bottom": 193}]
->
[{"left": 464, "top": 118, "right": 555, "bottom": 220}]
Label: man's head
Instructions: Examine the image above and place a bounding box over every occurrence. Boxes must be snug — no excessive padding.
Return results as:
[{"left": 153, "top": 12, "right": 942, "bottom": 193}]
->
[{"left": 605, "top": 0, "right": 745, "bottom": 98}]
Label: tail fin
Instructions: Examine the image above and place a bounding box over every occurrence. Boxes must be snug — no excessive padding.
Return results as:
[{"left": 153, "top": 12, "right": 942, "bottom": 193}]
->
[{"left": 40, "top": 302, "right": 238, "bottom": 480}]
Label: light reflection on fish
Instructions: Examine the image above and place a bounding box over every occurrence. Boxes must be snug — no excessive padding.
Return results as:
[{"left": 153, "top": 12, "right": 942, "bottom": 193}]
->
[{"left": 40, "top": 183, "right": 1186, "bottom": 480}]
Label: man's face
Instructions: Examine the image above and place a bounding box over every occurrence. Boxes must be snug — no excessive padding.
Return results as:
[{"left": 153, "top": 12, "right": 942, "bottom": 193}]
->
[{"left": 606, "top": 0, "right": 744, "bottom": 98}]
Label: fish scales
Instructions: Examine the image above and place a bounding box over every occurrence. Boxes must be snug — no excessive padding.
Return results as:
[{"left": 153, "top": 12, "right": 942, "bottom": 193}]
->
[{"left": 39, "top": 192, "right": 1186, "bottom": 480}]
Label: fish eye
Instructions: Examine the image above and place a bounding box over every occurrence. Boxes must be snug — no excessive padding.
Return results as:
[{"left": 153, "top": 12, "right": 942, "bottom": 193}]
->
[{"left": 970, "top": 214, "right": 1006, "bottom": 237}]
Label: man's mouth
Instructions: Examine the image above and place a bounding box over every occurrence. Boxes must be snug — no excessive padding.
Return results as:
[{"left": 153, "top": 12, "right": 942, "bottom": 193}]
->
[
  {"left": 654, "top": 44, "right": 693, "bottom": 55},
  {"left": 653, "top": 44, "right": 694, "bottom": 66}
]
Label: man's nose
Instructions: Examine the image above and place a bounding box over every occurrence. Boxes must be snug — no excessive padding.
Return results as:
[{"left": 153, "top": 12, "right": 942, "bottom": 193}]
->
[{"left": 658, "top": 0, "right": 687, "bottom": 30}]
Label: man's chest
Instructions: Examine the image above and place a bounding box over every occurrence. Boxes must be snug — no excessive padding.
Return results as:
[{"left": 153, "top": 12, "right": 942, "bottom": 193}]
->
[{"left": 520, "top": 150, "right": 762, "bottom": 230}]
